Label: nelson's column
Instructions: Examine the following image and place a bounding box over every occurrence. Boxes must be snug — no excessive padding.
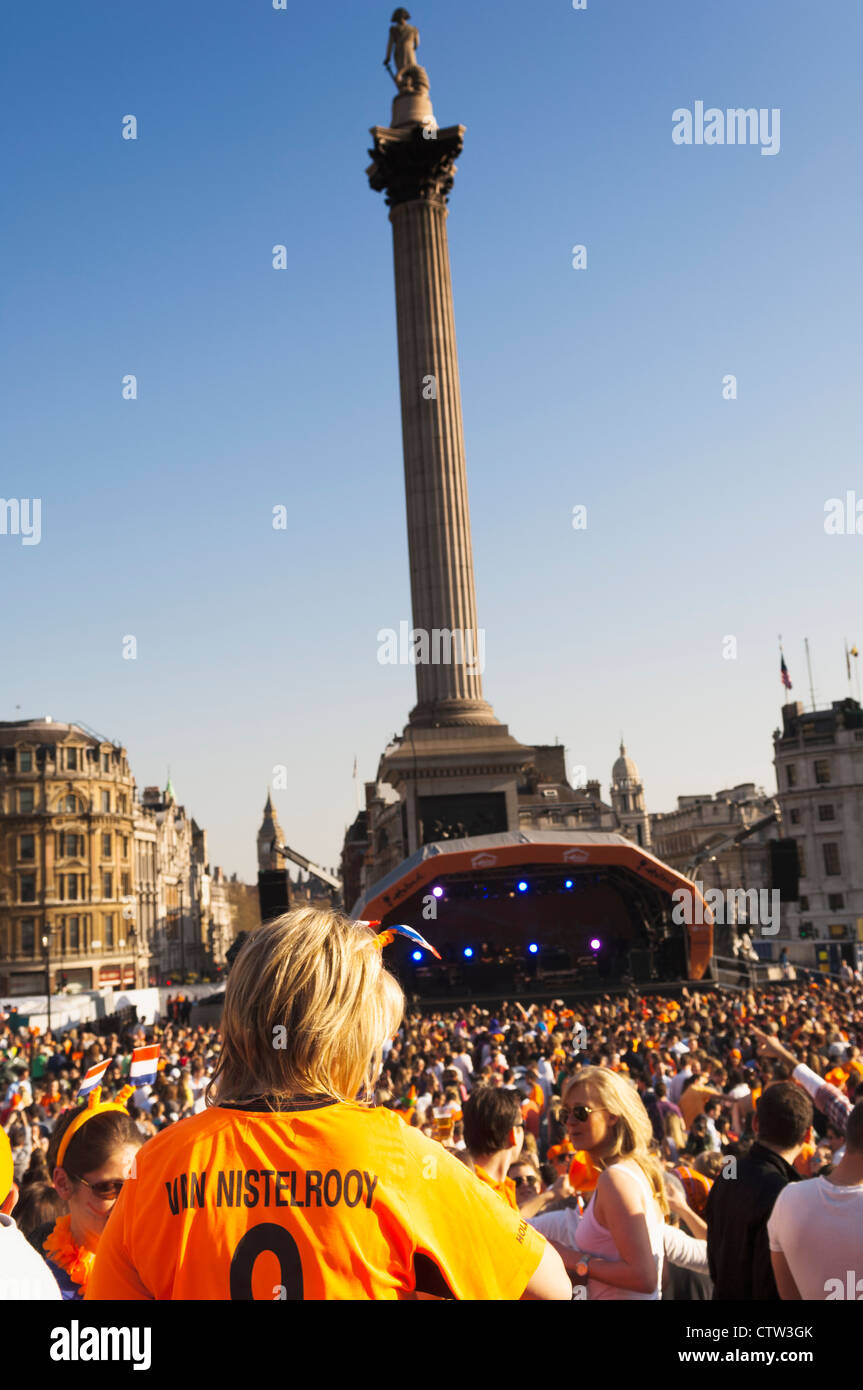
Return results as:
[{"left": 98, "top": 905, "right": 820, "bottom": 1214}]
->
[{"left": 365, "top": 10, "right": 533, "bottom": 872}]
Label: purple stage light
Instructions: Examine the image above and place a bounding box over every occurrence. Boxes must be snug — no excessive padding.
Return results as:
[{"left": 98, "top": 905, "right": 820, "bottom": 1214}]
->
[{"left": 589, "top": 937, "right": 601, "bottom": 951}]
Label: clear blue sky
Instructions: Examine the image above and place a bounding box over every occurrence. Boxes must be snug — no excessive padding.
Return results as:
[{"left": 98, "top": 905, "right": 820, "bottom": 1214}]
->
[{"left": 2, "top": 1, "right": 860, "bottom": 881}]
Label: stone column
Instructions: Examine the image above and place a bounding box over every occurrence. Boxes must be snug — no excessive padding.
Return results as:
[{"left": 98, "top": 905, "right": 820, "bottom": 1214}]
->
[{"left": 368, "top": 123, "right": 497, "bottom": 729}]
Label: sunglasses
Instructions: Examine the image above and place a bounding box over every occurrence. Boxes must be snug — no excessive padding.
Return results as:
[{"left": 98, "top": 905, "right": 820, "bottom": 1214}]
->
[
  {"left": 72, "top": 1174, "right": 126, "bottom": 1200},
  {"left": 560, "top": 1104, "right": 602, "bottom": 1123},
  {"left": 511, "top": 1174, "right": 541, "bottom": 1188}
]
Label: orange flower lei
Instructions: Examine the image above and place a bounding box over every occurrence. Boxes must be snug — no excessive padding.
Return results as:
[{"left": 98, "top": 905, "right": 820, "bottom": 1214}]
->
[{"left": 43, "top": 1214, "right": 96, "bottom": 1292}]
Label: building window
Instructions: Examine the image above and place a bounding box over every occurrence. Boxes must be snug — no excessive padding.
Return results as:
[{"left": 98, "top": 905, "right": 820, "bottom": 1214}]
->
[
  {"left": 814, "top": 760, "right": 831, "bottom": 785},
  {"left": 102, "top": 832, "right": 112, "bottom": 858},
  {"left": 67, "top": 916, "right": 80, "bottom": 950},
  {"left": 796, "top": 842, "right": 806, "bottom": 879},
  {"left": 18, "top": 788, "right": 35, "bottom": 813},
  {"left": 101, "top": 791, "right": 111, "bottom": 813},
  {"left": 19, "top": 834, "right": 35, "bottom": 861},
  {"left": 789, "top": 808, "right": 800, "bottom": 825},
  {"left": 104, "top": 914, "right": 115, "bottom": 948},
  {"left": 20, "top": 918, "right": 35, "bottom": 953},
  {"left": 66, "top": 748, "right": 78, "bottom": 771},
  {"left": 817, "top": 805, "right": 835, "bottom": 822},
  {"left": 121, "top": 836, "right": 129, "bottom": 858},
  {"left": 64, "top": 795, "right": 80, "bottom": 814},
  {"left": 798, "top": 896, "right": 809, "bottom": 911},
  {"left": 828, "top": 893, "right": 845, "bottom": 911},
  {"left": 121, "top": 872, "right": 131, "bottom": 896},
  {"left": 117, "top": 795, "right": 127, "bottom": 814},
  {"left": 20, "top": 874, "right": 37, "bottom": 903},
  {"left": 823, "top": 842, "right": 841, "bottom": 876},
  {"left": 103, "top": 871, "right": 113, "bottom": 899},
  {"left": 57, "top": 832, "right": 83, "bottom": 858},
  {"left": 19, "top": 750, "right": 33, "bottom": 773},
  {"left": 61, "top": 874, "right": 81, "bottom": 902},
  {"left": 786, "top": 765, "right": 797, "bottom": 788},
  {"left": 102, "top": 753, "right": 110, "bottom": 773}
]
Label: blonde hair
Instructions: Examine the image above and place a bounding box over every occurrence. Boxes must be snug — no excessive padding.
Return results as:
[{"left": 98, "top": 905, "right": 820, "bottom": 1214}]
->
[
  {"left": 565, "top": 1067, "right": 669, "bottom": 1216},
  {"left": 208, "top": 908, "right": 404, "bottom": 1107}
]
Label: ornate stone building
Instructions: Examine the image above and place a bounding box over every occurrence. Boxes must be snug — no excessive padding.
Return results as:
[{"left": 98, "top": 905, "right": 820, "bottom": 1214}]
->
[
  {"left": 773, "top": 698, "right": 863, "bottom": 967},
  {"left": 609, "top": 743, "right": 651, "bottom": 849},
  {"left": 0, "top": 720, "right": 237, "bottom": 995},
  {"left": 0, "top": 719, "right": 140, "bottom": 996}
]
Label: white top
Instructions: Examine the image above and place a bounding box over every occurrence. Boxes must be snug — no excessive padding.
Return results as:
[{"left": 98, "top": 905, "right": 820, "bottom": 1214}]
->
[
  {"left": 0, "top": 1213, "right": 62, "bottom": 1300},
  {"left": 768, "top": 1175, "right": 863, "bottom": 1300},
  {"left": 531, "top": 1161, "right": 665, "bottom": 1300},
  {"left": 668, "top": 1068, "right": 693, "bottom": 1106}
]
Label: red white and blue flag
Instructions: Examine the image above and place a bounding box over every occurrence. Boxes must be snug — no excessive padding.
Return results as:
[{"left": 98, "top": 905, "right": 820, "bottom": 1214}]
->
[
  {"left": 129, "top": 1045, "right": 160, "bottom": 1088},
  {"left": 781, "top": 653, "right": 792, "bottom": 690},
  {"left": 77, "top": 1059, "right": 111, "bottom": 1099}
]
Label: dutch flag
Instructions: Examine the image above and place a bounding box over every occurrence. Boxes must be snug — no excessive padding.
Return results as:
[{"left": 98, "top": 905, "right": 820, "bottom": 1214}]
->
[
  {"left": 77, "top": 1059, "right": 111, "bottom": 1099},
  {"left": 129, "top": 1045, "right": 160, "bottom": 1088}
]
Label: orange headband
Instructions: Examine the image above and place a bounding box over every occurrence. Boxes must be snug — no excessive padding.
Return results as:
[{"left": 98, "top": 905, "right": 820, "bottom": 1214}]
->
[{"left": 56, "top": 1084, "right": 135, "bottom": 1171}]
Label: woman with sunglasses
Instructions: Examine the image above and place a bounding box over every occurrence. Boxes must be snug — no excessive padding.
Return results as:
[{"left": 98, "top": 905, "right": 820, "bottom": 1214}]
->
[
  {"left": 530, "top": 1068, "right": 668, "bottom": 1299},
  {"left": 29, "top": 1087, "right": 141, "bottom": 1300}
]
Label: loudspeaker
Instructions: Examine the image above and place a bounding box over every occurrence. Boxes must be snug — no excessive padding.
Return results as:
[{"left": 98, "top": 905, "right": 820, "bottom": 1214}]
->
[
  {"left": 770, "top": 839, "right": 799, "bottom": 902},
  {"left": 258, "top": 870, "right": 290, "bottom": 923},
  {"left": 656, "top": 936, "right": 688, "bottom": 980},
  {"left": 629, "top": 949, "right": 654, "bottom": 983}
]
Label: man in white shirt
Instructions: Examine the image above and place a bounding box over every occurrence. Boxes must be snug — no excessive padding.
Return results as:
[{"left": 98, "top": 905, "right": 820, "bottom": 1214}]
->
[
  {"left": 668, "top": 1062, "right": 695, "bottom": 1107},
  {"left": 451, "top": 1050, "right": 474, "bottom": 1088},
  {"left": 768, "top": 1100, "right": 863, "bottom": 1300},
  {"left": 0, "top": 1128, "right": 60, "bottom": 1300}
]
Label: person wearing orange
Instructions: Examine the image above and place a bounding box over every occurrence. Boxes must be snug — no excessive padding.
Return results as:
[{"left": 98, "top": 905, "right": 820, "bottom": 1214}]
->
[
  {"left": 32, "top": 1085, "right": 141, "bottom": 1300},
  {"left": 463, "top": 1086, "right": 524, "bottom": 1212},
  {"left": 87, "top": 908, "right": 569, "bottom": 1302}
]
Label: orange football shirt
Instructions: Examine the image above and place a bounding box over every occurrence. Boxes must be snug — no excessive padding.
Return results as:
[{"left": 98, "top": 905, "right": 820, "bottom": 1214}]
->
[
  {"left": 86, "top": 1097, "right": 546, "bottom": 1301},
  {"left": 473, "top": 1166, "right": 519, "bottom": 1211}
]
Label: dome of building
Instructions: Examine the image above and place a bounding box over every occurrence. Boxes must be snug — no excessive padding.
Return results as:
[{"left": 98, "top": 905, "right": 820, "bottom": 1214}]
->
[{"left": 611, "top": 741, "right": 641, "bottom": 787}]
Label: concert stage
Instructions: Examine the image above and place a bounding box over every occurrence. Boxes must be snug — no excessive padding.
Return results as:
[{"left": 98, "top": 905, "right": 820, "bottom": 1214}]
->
[{"left": 352, "top": 831, "right": 714, "bottom": 999}]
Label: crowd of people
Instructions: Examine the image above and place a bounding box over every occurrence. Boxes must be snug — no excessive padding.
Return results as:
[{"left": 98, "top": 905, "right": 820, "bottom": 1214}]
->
[{"left": 1, "top": 910, "right": 861, "bottom": 1301}]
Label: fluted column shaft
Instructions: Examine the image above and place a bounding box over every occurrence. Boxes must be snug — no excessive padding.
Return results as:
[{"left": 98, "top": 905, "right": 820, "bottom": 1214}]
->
[{"left": 390, "top": 195, "right": 494, "bottom": 723}]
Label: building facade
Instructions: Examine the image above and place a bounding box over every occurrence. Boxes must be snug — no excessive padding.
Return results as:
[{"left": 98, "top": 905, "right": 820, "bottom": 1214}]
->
[
  {"left": 773, "top": 698, "right": 863, "bottom": 968},
  {"left": 0, "top": 719, "right": 140, "bottom": 996},
  {"left": 0, "top": 720, "right": 239, "bottom": 996}
]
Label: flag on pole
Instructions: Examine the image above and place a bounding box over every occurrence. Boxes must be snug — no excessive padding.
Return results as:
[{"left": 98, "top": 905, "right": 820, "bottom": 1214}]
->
[
  {"left": 129, "top": 1045, "right": 160, "bottom": 1088},
  {"left": 780, "top": 652, "right": 792, "bottom": 690},
  {"left": 77, "top": 1059, "right": 111, "bottom": 1099}
]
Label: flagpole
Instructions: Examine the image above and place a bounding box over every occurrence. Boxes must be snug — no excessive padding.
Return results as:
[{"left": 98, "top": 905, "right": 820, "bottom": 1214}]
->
[{"left": 805, "top": 637, "right": 816, "bottom": 711}]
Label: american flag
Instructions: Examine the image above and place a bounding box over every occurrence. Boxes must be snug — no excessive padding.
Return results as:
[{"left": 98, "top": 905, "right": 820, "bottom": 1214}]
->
[{"left": 781, "top": 653, "right": 792, "bottom": 690}]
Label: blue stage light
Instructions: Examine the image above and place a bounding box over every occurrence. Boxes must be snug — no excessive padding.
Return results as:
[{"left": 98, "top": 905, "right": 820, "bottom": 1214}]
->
[
  {"left": 463, "top": 947, "right": 473, "bottom": 959},
  {"left": 517, "top": 880, "right": 528, "bottom": 893},
  {"left": 412, "top": 950, "right": 422, "bottom": 962},
  {"left": 528, "top": 943, "right": 539, "bottom": 955},
  {"left": 564, "top": 879, "right": 574, "bottom": 889}
]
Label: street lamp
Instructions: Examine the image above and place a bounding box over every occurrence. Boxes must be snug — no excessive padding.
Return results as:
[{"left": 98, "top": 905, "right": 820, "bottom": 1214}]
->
[{"left": 41, "top": 930, "right": 53, "bottom": 1032}]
